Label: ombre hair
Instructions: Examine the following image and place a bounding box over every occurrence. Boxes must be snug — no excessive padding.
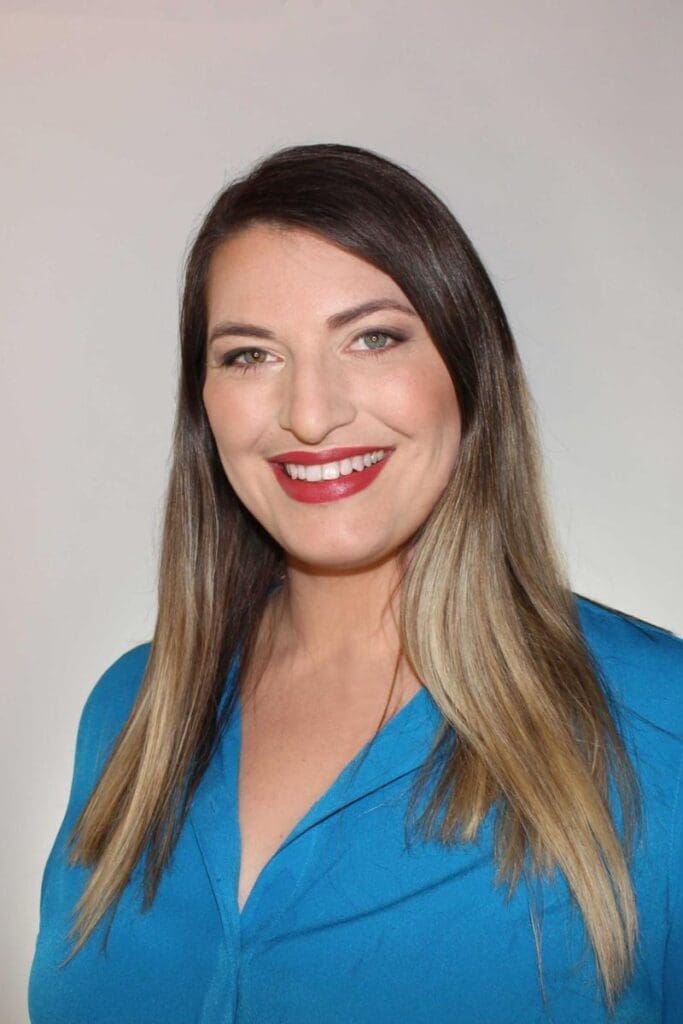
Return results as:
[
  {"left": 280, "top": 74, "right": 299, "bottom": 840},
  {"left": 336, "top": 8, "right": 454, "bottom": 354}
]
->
[{"left": 66, "top": 143, "right": 641, "bottom": 1012}]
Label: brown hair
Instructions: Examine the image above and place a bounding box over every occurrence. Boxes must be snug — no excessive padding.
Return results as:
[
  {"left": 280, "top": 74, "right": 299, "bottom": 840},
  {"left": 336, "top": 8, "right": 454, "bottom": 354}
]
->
[{"left": 66, "top": 143, "right": 640, "bottom": 1012}]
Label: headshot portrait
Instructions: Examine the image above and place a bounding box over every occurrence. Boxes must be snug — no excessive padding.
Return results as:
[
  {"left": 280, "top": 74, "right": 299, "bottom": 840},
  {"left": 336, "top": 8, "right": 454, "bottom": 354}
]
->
[{"left": 3, "top": 5, "right": 681, "bottom": 1024}]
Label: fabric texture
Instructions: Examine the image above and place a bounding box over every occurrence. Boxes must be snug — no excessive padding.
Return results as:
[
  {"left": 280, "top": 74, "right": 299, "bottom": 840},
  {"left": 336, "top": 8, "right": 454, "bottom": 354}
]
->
[{"left": 28, "top": 594, "right": 683, "bottom": 1023}]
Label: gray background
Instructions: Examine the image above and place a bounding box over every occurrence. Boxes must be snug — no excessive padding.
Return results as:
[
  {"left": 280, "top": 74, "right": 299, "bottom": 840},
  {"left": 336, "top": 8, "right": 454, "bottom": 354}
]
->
[{"left": 2, "top": 2, "right": 681, "bottom": 1020}]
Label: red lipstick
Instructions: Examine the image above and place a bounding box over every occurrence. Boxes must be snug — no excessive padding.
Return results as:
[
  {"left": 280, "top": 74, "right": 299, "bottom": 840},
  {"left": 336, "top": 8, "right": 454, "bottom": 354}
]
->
[
  {"left": 268, "top": 447, "right": 395, "bottom": 505},
  {"left": 268, "top": 446, "right": 390, "bottom": 466}
]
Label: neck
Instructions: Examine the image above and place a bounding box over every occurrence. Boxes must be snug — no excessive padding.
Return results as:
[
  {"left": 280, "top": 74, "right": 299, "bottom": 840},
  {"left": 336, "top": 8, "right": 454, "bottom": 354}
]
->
[
  {"left": 273, "top": 556, "right": 405, "bottom": 664},
  {"left": 247, "top": 554, "right": 421, "bottom": 710}
]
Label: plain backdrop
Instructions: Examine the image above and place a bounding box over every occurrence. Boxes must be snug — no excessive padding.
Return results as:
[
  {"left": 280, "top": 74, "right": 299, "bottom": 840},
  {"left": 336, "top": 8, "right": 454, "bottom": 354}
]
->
[{"left": 2, "top": 2, "right": 681, "bottom": 1021}]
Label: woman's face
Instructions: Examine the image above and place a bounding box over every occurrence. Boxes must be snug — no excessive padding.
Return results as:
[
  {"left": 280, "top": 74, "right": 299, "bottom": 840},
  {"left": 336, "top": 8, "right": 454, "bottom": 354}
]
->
[{"left": 202, "top": 223, "right": 461, "bottom": 574}]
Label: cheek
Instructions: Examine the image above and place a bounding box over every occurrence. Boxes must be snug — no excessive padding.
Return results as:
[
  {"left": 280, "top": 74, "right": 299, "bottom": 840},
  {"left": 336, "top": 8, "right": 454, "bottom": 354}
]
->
[
  {"left": 393, "top": 372, "right": 462, "bottom": 495},
  {"left": 203, "top": 383, "right": 259, "bottom": 457},
  {"left": 383, "top": 364, "right": 461, "bottom": 438},
  {"left": 202, "top": 387, "right": 276, "bottom": 513}
]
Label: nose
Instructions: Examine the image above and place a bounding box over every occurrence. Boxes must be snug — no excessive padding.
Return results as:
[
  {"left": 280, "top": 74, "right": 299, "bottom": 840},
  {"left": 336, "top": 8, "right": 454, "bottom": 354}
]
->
[{"left": 278, "top": 353, "right": 356, "bottom": 443}]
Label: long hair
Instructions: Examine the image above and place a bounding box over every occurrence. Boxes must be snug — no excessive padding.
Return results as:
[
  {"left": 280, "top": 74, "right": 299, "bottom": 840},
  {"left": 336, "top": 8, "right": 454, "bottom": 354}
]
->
[{"left": 66, "top": 143, "right": 641, "bottom": 1011}]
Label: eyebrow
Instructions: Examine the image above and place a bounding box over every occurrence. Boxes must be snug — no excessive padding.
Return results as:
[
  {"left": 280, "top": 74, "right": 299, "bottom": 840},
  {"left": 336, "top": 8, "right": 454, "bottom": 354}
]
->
[{"left": 206, "top": 298, "right": 418, "bottom": 346}]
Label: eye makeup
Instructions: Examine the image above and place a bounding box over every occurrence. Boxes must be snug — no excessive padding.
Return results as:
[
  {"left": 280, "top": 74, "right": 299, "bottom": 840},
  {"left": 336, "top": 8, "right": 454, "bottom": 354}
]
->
[{"left": 215, "top": 327, "right": 411, "bottom": 373}]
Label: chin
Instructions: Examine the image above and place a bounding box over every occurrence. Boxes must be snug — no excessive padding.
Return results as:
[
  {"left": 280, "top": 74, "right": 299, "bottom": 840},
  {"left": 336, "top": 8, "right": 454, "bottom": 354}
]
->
[{"left": 290, "top": 545, "right": 400, "bottom": 575}]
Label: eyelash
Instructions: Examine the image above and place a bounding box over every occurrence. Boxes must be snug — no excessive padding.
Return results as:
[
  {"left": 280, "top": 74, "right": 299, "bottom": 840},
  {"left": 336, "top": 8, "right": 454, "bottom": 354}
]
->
[{"left": 216, "top": 328, "right": 408, "bottom": 373}]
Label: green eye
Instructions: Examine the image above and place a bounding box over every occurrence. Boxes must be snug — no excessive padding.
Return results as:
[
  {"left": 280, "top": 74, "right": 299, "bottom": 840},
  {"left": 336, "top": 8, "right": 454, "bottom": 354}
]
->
[
  {"left": 355, "top": 329, "right": 407, "bottom": 354},
  {"left": 362, "top": 331, "right": 391, "bottom": 349}
]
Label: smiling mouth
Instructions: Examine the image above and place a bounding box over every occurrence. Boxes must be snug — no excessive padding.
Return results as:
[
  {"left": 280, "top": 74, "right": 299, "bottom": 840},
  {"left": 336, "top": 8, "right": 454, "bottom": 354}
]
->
[{"left": 279, "top": 449, "right": 388, "bottom": 482}]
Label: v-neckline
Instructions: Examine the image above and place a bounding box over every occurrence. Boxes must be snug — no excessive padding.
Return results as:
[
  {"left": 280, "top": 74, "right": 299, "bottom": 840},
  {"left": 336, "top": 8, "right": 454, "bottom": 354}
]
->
[
  {"left": 187, "top": 605, "right": 445, "bottom": 945},
  {"left": 232, "top": 675, "right": 432, "bottom": 923}
]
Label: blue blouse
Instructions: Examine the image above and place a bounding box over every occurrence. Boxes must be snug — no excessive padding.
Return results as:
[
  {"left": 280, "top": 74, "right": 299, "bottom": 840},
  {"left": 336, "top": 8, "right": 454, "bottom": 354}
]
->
[{"left": 29, "top": 595, "right": 683, "bottom": 1023}]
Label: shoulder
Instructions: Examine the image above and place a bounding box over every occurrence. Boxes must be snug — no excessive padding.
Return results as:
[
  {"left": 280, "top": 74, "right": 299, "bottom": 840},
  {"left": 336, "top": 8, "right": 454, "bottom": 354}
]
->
[
  {"left": 71, "top": 642, "right": 153, "bottom": 800},
  {"left": 80, "top": 642, "right": 152, "bottom": 726},
  {"left": 573, "top": 593, "right": 683, "bottom": 741},
  {"left": 573, "top": 595, "right": 683, "bottom": 945}
]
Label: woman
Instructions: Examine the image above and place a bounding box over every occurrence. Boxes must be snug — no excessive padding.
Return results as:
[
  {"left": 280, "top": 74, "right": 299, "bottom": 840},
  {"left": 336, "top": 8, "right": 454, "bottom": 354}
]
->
[{"left": 29, "top": 143, "right": 682, "bottom": 1023}]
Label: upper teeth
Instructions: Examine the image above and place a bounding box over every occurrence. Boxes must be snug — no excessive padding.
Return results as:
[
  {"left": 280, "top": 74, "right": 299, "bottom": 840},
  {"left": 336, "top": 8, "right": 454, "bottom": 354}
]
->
[{"left": 284, "top": 449, "right": 387, "bottom": 481}]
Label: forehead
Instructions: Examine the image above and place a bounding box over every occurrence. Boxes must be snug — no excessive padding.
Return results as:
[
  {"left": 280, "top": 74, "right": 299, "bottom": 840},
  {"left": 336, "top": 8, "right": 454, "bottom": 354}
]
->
[{"left": 205, "top": 223, "right": 408, "bottom": 321}]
